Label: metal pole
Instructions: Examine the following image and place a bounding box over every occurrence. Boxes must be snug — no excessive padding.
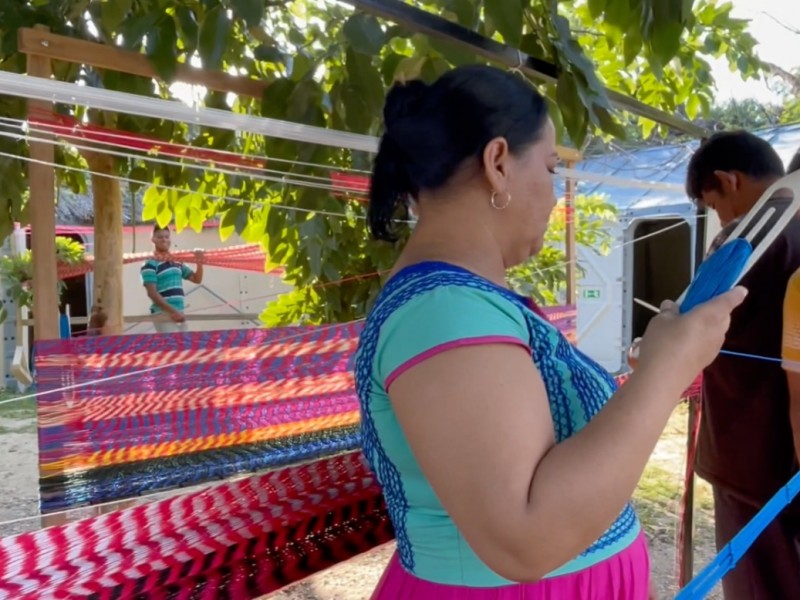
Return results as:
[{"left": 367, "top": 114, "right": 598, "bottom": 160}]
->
[
  {"left": 343, "top": 0, "right": 710, "bottom": 139},
  {"left": 679, "top": 203, "right": 708, "bottom": 586}
]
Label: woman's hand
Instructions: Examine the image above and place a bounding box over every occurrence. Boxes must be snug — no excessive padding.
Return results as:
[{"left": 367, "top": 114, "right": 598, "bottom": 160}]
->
[{"left": 635, "top": 286, "right": 748, "bottom": 392}]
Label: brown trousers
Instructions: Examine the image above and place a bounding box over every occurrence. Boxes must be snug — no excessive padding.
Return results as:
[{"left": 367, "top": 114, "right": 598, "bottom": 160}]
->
[{"left": 713, "top": 485, "right": 800, "bottom": 599}]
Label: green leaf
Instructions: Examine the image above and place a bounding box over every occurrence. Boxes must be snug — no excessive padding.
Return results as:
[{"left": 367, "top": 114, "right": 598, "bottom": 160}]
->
[
  {"left": 603, "top": 0, "right": 638, "bottom": 30},
  {"left": 220, "top": 208, "right": 237, "bottom": 241},
  {"left": 429, "top": 36, "right": 475, "bottom": 66},
  {"left": 146, "top": 16, "right": 179, "bottom": 82},
  {"left": 686, "top": 93, "right": 701, "bottom": 121},
  {"left": 345, "top": 47, "right": 384, "bottom": 121},
  {"left": 643, "top": 0, "right": 685, "bottom": 65},
  {"left": 587, "top": 0, "right": 607, "bottom": 19},
  {"left": 101, "top": 0, "right": 133, "bottom": 33},
  {"left": 453, "top": 0, "right": 480, "bottom": 27},
  {"left": 484, "top": 0, "right": 522, "bottom": 47},
  {"left": 188, "top": 207, "right": 204, "bottom": 232},
  {"left": 286, "top": 79, "right": 323, "bottom": 124},
  {"left": 198, "top": 6, "right": 231, "bottom": 70},
  {"left": 155, "top": 199, "right": 172, "bottom": 228},
  {"left": 230, "top": 0, "right": 264, "bottom": 28},
  {"left": 589, "top": 104, "right": 626, "bottom": 139},
  {"left": 254, "top": 44, "right": 285, "bottom": 64},
  {"left": 289, "top": 52, "right": 314, "bottom": 81},
  {"left": 623, "top": 29, "right": 642, "bottom": 66},
  {"left": 119, "top": 12, "right": 160, "bottom": 49},
  {"left": 393, "top": 55, "right": 427, "bottom": 82},
  {"left": 342, "top": 13, "right": 386, "bottom": 55},
  {"left": 174, "top": 5, "right": 199, "bottom": 54},
  {"left": 261, "top": 78, "right": 296, "bottom": 119},
  {"left": 142, "top": 186, "right": 162, "bottom": 222},
  {"left": 556, "top": 71, "right": 587, "bottom": 146}
]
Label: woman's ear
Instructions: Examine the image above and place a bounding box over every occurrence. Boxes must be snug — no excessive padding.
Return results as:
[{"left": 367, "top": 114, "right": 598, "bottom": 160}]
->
[{"left": 481, "top": 136, "right": 511, "bottom": 194}]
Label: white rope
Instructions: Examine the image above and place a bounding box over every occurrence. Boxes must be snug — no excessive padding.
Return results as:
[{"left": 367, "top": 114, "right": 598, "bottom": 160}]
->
[
  {"left": 0, "top": 129, "right": 368, "bottom": 196},
  {"left": 0, "top": 72, "right": 693, "bottom": 195},
  {"left": 0, "top": 115, "right": 373, "bottom": 177},
  {"left": 556, "top": 167, "right": 685, "bottom": 193},
  {"left": 0, "top": 149, "right": 374, "bottom": 222}
]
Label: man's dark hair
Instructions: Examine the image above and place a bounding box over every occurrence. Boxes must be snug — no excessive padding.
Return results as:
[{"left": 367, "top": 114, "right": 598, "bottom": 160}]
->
[
  {"left": 789, "top": 148, "right": 800, "bottom": 175},
  {"left": 153, "top": 224, "right": 170, "bottom": 235},
  {"left": 685, "top": 130, "right": 785, "bottom": 202}
]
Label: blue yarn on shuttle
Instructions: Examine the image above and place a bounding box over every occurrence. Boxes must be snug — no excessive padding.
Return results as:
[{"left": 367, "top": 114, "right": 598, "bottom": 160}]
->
[{"left": 680, "top": 238, "right": 752, "bottom": 314}]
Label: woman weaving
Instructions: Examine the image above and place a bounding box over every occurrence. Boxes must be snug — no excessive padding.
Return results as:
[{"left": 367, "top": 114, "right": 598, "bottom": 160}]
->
[{"left": 353, "top": 65, "right": 746, "bottom": 599}]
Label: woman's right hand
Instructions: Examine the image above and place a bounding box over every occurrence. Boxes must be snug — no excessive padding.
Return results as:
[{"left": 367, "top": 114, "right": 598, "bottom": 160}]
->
[{"left": 635, "top": 286, "right": 748, "bottom": 391}]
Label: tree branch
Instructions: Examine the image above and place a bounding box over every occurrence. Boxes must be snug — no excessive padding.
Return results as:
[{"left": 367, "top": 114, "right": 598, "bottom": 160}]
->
[{"left": 763, "top": 60, "right": 800, "bottom": 95}]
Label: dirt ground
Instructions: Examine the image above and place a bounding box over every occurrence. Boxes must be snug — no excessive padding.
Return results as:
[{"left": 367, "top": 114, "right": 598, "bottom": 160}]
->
[{"left": 0, "top": 398, "right": 720, "bottom": 599}]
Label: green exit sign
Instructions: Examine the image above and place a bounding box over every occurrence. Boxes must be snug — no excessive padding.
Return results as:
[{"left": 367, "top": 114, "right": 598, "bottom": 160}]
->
[{"left": 582, "top": 289, "right": 602, "bottom": 299}]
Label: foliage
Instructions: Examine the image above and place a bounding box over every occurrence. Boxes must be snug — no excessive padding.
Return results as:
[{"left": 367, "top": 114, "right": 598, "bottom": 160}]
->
[
  {"left": 507, "top": 194, "right": 617, "bottom": 306},
  {"left": 0, "top": 0, "right": 764, "bottom": 325},
  {"left": 0, "top": 236, "right": 85, "bottom": 321}
]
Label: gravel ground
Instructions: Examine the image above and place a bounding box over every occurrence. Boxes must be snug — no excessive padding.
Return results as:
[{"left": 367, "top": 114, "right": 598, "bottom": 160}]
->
[{"left": 0, "top": 406, "right": 721, "bottom": 599}]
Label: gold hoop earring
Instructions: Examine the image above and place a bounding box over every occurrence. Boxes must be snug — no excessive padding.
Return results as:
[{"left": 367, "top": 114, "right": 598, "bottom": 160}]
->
[{"left": 491, "top": 191, "right": 511, "bottom": 210}]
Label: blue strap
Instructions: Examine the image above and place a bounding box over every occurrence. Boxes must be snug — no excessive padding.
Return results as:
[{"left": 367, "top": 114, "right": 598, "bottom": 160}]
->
[
  {"left": 680, "top": 238, "right": 752, "bottom": 314},
  {"left": 675, "top": 469, "right": 800, "bottom": 599},
  {"left": 675, "top": 237, "right": 798, "bottom": 598}
]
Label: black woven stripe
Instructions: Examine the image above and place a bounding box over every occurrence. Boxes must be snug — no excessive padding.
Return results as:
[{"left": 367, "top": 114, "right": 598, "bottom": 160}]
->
[{"left": 39, "top": 424, "right": 361, "bottom": 512}]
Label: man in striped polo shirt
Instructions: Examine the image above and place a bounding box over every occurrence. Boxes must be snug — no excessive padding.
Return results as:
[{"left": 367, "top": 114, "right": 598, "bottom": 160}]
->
[{"left": 141, "top": 225, "right": 204, "bottom": 333}]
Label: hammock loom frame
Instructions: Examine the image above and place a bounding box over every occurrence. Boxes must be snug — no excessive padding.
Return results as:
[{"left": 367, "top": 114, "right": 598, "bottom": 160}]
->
[{"left": 10, "top": 2, "right": 708, "bottom": 591}]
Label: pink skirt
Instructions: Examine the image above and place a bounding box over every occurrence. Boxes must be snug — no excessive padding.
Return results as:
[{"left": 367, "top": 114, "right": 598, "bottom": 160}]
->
[{"left": 371, "top": 531, "right": 651, "bottom": 599}]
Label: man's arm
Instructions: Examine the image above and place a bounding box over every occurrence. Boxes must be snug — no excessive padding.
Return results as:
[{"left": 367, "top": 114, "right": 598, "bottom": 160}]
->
[
  {"left": 184, "top": 251, "right": 203, "bottom": 284},
  {"left": 782, "top": 267, "right": 800, "bottom": 464}
]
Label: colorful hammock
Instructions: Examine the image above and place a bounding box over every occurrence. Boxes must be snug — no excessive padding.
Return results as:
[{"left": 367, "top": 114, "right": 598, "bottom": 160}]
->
[
  {"left": 0, "top": 305, "right": 700, "bottom": 599},
  {"left": 35, "top": 322, "right": 363, "bottom": 512}
]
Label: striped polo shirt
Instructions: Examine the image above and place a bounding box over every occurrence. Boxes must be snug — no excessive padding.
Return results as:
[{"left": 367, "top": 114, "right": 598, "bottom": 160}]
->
[{"left": 140, "top": 259, "right": 192, "bottom": 313}]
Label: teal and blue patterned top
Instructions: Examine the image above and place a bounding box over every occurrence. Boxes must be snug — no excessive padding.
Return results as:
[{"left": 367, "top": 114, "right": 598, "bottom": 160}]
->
[
  {"left": 353, "top": 261, "right": 640, "bottom": 586},
  {"left": 140, "top": 259, "right": 193, "bottom": 314}
]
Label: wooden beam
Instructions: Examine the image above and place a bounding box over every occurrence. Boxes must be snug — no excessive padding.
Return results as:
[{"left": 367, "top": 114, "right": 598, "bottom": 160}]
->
[
  {"left": 18, "top": 27, "right": 268, "bottom": 100},
  {"left": 557, "top": 146, "right": 582, "bottom": 163},
  {"left": 21, "top": 313, "right": 261, "bottom": 327},
  {"left": 85, "top": 149, "right": 124, "bottom": 335},
  {"left": 27, "top": 29, "right": 60, "bottom": 342},
  {"left": 564, "top": 160, "right": 577, "bottom": 305},
  {"left": 19, "top": 27, "right": 583, "bottom": 163}
]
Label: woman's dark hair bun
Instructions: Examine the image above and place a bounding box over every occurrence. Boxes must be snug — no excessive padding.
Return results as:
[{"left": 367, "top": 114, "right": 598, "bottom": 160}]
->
[
  {"left": 367, "top": 65, "right": 550, "bottom": 242},
  {"left": 383, "top": 80, "right": 429, "bottom": 129}
]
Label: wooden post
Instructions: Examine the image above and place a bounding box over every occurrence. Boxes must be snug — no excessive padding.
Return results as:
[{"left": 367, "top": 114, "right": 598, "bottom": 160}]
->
[
  {"left": 679, "top": 401, "right": 699, "bottom": 587},
  {"left": 564, "top": 160, "right": 577, "bottom": 305},
  {"left": 27, "top": 28, "right": 59, "bottom": 342},
  {"left": 85, "top": 148, "right": 123, "bottom": 335}
]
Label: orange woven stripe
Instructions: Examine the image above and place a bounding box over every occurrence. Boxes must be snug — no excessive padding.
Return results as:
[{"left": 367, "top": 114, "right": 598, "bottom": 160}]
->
[
  {"left": 48, "top": 410, "right": 360, "bottom": 470},
  {"left": 61, "top": 337, "right": 358, "bottom": 371},
  {"left": 65, "top": 371, "right": 356, "bottom": 422}
]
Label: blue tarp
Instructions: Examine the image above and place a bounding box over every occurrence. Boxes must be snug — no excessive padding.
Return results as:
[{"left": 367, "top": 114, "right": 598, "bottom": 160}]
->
[{"left": 558, "top": 122, "right": 800, "bottom": 213}]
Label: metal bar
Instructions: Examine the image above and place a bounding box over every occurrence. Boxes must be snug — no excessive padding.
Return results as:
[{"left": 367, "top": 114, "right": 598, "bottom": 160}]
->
[
  {"left": 678, "top": 202, "right": 708, "bottom": 586},
  {"left": 344, "top": 0, "right": 710, "bottom": 139},
  {"left": 564, "top": 160, "right": 577, "bottom": 304}
]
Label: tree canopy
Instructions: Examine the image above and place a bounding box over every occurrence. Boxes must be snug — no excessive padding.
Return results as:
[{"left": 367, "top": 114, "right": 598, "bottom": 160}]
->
[{"left": 0, "top": 0, "right": 765, "bottom": 324}]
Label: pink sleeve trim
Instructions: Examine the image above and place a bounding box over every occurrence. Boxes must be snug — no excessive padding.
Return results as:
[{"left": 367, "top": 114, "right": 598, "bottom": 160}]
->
[{"left": 384, "top": 335, "right": 531, "bottom": 391}]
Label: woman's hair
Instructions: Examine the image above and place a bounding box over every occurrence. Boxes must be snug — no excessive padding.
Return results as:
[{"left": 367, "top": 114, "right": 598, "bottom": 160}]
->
[{"left": 368, "top": 65, "right": 551, "bottom": 241}]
